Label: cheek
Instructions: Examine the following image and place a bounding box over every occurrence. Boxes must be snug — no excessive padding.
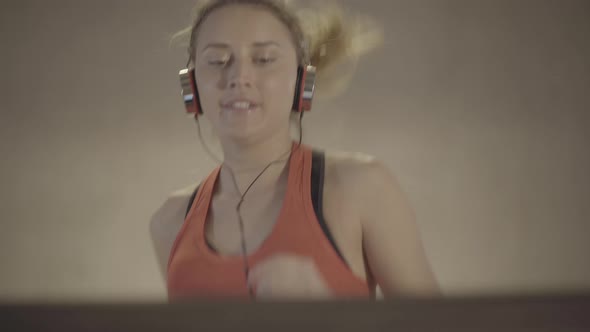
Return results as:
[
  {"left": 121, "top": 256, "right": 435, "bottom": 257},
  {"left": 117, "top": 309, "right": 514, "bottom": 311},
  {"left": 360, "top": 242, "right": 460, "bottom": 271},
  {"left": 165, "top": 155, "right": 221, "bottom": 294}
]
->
[
  {"left": 195, "top": 71, "right": 219, "bottom": 97},
  {"left": 260, "top": 73, "right": 298, "bottom": 111},
  {"left": 195, "top": 73, "right": 222, "bottom": 117}
]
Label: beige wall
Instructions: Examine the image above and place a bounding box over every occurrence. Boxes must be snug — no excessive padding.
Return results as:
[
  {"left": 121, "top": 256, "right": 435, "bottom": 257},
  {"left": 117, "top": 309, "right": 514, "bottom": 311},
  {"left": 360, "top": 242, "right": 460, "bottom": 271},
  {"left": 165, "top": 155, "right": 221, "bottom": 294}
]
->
[{"left": 1, "top": 0, "right": 589, "bottom": 302}]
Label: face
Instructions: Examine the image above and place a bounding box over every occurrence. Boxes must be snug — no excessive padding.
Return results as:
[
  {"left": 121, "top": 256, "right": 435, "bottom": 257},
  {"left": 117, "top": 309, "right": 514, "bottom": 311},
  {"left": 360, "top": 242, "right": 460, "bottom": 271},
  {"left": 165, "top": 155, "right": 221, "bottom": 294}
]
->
[{"left": 193, "top": 4, "right": 300, "bottom": 142}]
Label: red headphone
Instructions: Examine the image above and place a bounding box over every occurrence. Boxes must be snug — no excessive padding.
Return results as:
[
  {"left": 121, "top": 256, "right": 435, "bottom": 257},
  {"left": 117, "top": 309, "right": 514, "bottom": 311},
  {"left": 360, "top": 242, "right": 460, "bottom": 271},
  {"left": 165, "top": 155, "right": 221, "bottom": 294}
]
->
[{"left": 179, "top": 65, "right": 317, "bottom": 115}]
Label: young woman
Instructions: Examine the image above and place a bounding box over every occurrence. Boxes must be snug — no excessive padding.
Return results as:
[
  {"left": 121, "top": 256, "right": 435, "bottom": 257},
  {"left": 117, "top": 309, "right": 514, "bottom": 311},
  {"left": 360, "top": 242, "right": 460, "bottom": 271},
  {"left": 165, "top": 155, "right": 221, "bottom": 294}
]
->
[{"left": 150, "top": 0, "right": 440, "bottom": 301}]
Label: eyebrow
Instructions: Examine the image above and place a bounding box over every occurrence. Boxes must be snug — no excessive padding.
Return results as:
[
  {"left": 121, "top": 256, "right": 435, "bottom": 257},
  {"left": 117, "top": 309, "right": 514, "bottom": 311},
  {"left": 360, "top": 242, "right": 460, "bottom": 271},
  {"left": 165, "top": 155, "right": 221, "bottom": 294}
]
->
[{"left": 201, "top": 41, "right": 281, "bottom": 51}]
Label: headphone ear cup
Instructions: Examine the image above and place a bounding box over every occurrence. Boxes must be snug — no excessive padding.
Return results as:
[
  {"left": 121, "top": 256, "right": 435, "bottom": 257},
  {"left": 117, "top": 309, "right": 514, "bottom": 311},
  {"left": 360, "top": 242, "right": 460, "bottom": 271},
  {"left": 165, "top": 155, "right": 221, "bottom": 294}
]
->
[
  {"left": 292, "top": 65, "right": 317, "bottom": 113},
  {"left": 179, "top": 68, "right": 203, "bottom": 115},
  {"left": 291, "top": 66, "right": 304, "bottom": 112}
]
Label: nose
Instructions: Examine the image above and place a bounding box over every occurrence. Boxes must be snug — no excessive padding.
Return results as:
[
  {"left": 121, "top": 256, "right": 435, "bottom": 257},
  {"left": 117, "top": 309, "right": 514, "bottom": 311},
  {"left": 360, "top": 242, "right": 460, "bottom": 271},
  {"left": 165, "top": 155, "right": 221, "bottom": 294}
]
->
[{"left": 226, "top": 58, "right": 253, "bottom": 89}]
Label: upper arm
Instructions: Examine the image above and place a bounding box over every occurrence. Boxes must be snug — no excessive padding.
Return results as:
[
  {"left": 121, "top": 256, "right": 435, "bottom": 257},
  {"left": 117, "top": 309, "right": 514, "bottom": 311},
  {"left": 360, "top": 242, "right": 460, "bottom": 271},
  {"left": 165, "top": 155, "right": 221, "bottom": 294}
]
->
[
  {"left": 349, "top": 159, "right": 440, "bottom": 298},
  {"left": 149, "top": 188, "right": 195, "bottom": 282}
]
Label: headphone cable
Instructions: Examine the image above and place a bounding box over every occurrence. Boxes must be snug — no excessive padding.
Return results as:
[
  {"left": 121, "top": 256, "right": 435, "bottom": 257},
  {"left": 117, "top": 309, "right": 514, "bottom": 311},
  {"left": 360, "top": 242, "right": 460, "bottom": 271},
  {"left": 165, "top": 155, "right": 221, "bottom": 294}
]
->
[{"left": 194, "top": 111, "right": 304, "bottom": 298}]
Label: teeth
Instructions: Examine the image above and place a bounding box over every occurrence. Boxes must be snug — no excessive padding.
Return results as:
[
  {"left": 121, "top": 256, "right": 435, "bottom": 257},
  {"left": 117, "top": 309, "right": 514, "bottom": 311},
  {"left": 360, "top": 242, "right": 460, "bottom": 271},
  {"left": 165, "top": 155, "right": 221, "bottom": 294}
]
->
[{"left": 231, "top": 101, "right": 251, "bottom": 109}]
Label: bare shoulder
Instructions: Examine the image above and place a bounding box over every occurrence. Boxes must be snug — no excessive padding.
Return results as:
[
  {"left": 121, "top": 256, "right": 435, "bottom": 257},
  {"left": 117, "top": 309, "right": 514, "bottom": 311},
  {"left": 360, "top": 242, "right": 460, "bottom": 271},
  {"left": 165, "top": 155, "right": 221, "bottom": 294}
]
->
[
  {"left": 322, "top": 148, "right": 413, "bottom": 227},
  {"left": 323, "top": 149, "right": 440, "bottom": 297},
  {"left": 324, "top": 150, "right": 378, "bottom": 167},
  {"left": 150, "top": 184, "right": 198, "bottom": 235},
  {"left": 149, "top": 183, "right": 199, "bottom": 279},
  {"left": 323, "top": 149, "right": 400, "bottom": 196}
]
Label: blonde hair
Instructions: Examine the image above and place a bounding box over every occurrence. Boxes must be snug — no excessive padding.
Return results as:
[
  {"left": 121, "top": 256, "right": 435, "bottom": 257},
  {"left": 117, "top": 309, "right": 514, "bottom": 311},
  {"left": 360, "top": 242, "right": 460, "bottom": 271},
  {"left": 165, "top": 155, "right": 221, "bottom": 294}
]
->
[{"left": 171, "top": 0, "right": 383, "bottom": 99}]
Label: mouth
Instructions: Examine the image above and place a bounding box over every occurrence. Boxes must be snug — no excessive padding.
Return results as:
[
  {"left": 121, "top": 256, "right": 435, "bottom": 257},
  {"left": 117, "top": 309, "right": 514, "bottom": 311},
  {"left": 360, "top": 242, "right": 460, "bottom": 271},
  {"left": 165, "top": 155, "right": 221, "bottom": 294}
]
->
[{"left": 220, "top": 99, "right": 260, "bottom": 113}]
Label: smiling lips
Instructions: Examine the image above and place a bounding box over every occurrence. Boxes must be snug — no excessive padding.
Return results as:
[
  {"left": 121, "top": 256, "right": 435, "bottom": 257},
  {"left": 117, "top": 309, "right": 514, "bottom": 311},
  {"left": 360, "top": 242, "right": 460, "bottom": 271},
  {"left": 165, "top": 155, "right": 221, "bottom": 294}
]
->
[{"left": 221, "top": 99, "right": 260, "bottom": 112}]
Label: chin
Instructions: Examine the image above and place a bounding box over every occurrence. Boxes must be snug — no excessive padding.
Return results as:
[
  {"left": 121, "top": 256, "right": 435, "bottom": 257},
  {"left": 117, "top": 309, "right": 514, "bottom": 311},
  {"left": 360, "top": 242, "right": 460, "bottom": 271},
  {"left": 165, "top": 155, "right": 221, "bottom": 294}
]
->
[
  {"left": 219, "top": 124, "right": 267, "bottom": 144},
  {"left": 215, "top": 108, "right": 291, "bottom": 144}
]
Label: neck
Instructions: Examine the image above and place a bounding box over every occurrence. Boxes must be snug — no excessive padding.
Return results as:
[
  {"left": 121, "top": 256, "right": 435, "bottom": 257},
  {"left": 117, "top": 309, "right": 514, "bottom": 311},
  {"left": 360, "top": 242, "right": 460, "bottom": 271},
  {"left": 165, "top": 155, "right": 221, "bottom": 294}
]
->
[{"left": 217, "top": 131, "right": 295, "bottom": 197}]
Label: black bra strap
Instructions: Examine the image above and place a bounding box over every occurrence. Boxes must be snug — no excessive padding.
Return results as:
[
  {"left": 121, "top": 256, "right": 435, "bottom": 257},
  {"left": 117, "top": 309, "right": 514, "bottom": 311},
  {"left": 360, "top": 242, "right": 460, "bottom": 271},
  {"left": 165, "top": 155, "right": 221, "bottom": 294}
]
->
[
  {"left": 185, "top": 185, "right": 200, "bottom": 218},
  {"left": 311, "top": 150, "right": 348, "bottom": 265}
]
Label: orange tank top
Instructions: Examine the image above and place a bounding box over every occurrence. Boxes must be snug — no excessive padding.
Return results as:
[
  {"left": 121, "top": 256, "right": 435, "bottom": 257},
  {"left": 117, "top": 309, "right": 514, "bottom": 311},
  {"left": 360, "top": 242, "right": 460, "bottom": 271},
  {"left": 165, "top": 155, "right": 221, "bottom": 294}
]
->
[{"left": 167, "top": 142, "right": 376, "bottom": 301}]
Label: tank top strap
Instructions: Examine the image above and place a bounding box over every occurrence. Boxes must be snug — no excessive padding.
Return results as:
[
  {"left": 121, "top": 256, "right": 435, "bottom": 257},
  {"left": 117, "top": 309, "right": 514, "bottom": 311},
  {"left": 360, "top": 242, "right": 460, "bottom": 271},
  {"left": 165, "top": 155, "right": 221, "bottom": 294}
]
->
[
  {"left": 286, "top": 142, "right": 313, "bottom": 203},
  {"left": 186, "top": 166, "right": 221, "bottom": 220},
  {"left": 167, "top": 165, "right": 221, "bottom": 273}
]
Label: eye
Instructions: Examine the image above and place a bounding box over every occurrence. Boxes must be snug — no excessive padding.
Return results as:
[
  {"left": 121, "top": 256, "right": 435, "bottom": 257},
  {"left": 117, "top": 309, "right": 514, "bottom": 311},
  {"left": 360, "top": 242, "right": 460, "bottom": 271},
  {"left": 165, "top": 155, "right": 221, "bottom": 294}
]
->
[
  {"left": 207, "top": 54, "right": 231, "bottom": 67},
  {"left": 254, "top": 57, "right": 275, "bottom": 65},
  {"left": 208, "top": 59, "right": 228, "bottom": 67}
]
